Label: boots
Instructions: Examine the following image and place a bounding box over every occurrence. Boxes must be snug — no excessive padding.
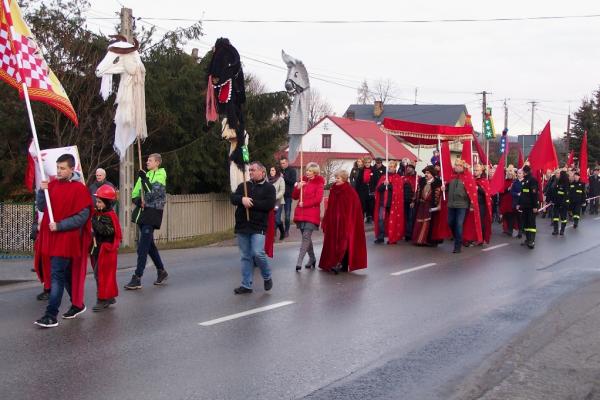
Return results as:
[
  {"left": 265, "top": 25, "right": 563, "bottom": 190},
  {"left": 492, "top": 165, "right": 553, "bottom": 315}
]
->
[
  {"left": 552, "top": 221, "right": 558, "bottom": 235},
  {"left": 573, "top": 220, "right": 579, "bottom": 229},
  {"left": 278, "top": 224, "right": 285, "bottom": 240},
  {"left": 527, "top": 232, "right": 535, "bottom": 249},
  {"left": 560, "top": 223, "right": 566, "bottom": 235}
]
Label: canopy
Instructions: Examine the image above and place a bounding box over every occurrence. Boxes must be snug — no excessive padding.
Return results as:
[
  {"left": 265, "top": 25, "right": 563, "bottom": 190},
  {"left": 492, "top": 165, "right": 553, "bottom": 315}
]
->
[{"left": 381, "top": 117, "right": 474, "bottom": 146}]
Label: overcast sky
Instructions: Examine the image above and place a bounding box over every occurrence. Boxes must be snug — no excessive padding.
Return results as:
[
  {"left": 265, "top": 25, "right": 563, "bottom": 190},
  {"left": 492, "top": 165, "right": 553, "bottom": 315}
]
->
[{"left": 86, "top": 0, "right": 600, "bottom": 138}]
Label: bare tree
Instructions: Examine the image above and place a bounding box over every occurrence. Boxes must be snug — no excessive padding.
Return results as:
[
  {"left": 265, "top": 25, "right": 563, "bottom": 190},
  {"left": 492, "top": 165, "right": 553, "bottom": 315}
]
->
[
  {"left": 356, "top": 79, "right": 370, "bottom": 104},
  {"left": 321, "top": 158, "right": 345, "bottom": 184},
  {"left": 308, "top": 88, "right": 333, "bottom": 128},
  {"left": 370, "top": 78, "right": 399, "bottom": 104}
]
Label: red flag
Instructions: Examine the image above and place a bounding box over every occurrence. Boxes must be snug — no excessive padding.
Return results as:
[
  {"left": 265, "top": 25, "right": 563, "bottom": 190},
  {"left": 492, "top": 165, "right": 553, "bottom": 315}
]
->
[
  {"left": 580, "top": 131, "right": 589, "bottom": 184},
  {"left": 472, "top": 135, "right": 488, "bottom": 165},
  {"left": 461, "top": 140, "right": 473, "bottom": 167},
  {"left": 0, "top": 0, "right": 78, "bottom": 125},
  {"left": 527, "top": 121, "right": 558, "bottom": 174},
  {"left": 441, "top": 140, "right": 452, "bottom": 183},
  {"left": 489, "top": 139, "right": 509, "bottom": 195},
  {"left": 567, "top": 150, "right": 574, "bottom": 167},
  {"left": 517, "top": 147, "right": 524, "bottom": 169},
  {"left": 24, "top": 140, "right": 35, "bottom": 191}
]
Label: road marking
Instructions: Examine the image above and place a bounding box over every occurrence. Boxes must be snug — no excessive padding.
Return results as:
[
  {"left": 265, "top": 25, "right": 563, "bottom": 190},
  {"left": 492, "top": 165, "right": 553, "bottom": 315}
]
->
[
  {"left": 198, "top": 301, "right": 295, "bottom": 326},
  {"left": 391, "top": 263, "right": 437, "bottom": 276},
  {"left": 594, "top": 217, "right": 600, "bottom": 221},
  {"left": 482, "top": 243, "right": 510, "bottom": 252}
]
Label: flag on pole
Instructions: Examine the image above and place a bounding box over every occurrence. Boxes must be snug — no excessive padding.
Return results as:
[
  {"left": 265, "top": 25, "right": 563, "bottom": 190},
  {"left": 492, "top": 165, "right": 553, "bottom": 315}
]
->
[
  {"left": 580, "top": 131, "right": 589, "bottom": 184},
  {"left": 0, "top": 0, "right": 78, "bottom": 125},
  {"left": 25, "top": 142, "right": 84, "bottom": 191},
  {"left": 461, "top": 140, "right": 473, "bottom": 167},
  {"left": 567, "top": 150, "right": 574, "bottom": 167},
  {"left": 527, "top": 121, "right": 558, "bottom": 174},
  {"left": 489, "top": 138, "right": 509, "bottom": 195}
]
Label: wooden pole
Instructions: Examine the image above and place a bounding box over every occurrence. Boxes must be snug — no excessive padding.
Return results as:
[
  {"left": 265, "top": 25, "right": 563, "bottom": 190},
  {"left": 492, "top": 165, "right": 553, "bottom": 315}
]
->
[
  {"left": 300, "top": 136, "right": 304, "bottom": 204},
  {"left": 438, "top": 136, "right": 446, "bottom": 200}
]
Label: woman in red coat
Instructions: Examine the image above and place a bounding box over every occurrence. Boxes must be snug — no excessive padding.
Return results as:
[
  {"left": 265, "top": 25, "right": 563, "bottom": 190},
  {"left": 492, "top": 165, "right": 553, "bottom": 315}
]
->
[
  {"left": 292, "top": 162, "right": 325, "bottom": 272},
  {"left": 90, "top": 185, "right": 122, "bottom": 311},
  {"left": 499, "top": 167, "right": 518, "bottom": 235},
  {"left": 319, "top": 170, "right": 367, "bottom": 274}
]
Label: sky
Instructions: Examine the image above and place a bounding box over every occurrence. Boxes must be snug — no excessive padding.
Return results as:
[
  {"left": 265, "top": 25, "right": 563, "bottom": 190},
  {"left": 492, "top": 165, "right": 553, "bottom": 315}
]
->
[{"left": 86, "top": 0, "right": 600, "bottom": 138}]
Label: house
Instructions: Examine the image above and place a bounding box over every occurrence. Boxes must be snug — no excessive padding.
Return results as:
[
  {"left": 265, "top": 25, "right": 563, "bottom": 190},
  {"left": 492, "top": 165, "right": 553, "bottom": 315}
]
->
[{"left": 283, "top": 115, "right": 416, "bottom": 182}]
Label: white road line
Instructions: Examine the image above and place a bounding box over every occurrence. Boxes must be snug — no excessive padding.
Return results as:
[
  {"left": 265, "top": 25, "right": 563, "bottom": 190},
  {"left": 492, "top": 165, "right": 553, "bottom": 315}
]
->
[
  {"left": 594, "top": 217, "right": 600, "bottom": 221},
  {"left": 391, "top": 263, "right": 437, "bottom": 276},
  {"left": 198, "top": 301, "right": 295, "bottom": 326},
  {"left": 482, "top": 243, "right": 510, "bottom": 252}
]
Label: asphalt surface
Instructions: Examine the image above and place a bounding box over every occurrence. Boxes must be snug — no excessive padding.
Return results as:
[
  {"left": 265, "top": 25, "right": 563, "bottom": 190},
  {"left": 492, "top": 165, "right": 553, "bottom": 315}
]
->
[{"left": 1, "top": 216, "right": 600, "bottom": 400}]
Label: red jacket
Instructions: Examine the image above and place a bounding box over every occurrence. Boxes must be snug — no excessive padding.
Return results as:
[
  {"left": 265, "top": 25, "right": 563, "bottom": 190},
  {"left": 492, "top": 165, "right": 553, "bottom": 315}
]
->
[{"left": 292, "top": 175, "right": 325, "bottom": 226}]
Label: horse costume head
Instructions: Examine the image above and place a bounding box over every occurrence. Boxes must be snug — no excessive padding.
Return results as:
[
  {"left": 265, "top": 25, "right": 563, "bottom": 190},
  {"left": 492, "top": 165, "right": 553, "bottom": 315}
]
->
[
  {"left": 282, "top": 50, "right": 311, "bottom": 163},
  {"left": 95, "top": 35, "right": 147, "bottom": 159},
  {"left": 282, "top": 50, "right": 310, "bottom": 95}
]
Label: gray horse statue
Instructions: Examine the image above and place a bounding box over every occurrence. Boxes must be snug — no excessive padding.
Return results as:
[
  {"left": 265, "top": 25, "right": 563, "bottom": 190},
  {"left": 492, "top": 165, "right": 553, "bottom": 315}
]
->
[{"left": 282, "top": 50, "right": 310, "bottom": 163}]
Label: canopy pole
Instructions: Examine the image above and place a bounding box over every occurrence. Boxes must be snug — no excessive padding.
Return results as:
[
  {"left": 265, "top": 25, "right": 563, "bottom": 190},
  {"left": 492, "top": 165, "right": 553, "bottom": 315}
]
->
[
  {"left": 438, "top": 136, "right": 446, "bottom": 200},
  {"left": 385, "top": 128, "right": 389, "bottom": 185}
]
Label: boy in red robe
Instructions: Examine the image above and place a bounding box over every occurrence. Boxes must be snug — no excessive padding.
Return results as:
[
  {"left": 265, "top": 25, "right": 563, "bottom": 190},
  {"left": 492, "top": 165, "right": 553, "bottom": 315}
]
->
[
  {"left": 34, "top": 154, "right": 92, "bottom": 328},
  {"left": 373, "top": 160, "right": 405, "bottom": 244},
  {"left": 90, "top": 185, "right": 122, "bottom": 311}
]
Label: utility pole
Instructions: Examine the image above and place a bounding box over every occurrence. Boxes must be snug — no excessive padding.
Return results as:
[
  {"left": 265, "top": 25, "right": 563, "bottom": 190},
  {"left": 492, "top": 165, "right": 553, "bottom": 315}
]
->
[
  {"left": 528, "top": 100, "right": 538, "bottom": 135},
  {"left": 414, "top": 87, "right": 418, "bottom": 105},
  {"left": 566, "top": 114, "right": 572, "bottom": 150},
  {"left": 119, "top": 7, "right": 135, "bottom": 247},
  {"left": 477, "top": 91, "right": 491, "bottom": 164}
]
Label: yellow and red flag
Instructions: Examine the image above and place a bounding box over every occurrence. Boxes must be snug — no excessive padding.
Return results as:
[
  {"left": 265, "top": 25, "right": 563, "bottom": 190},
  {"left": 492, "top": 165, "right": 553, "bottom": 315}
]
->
[{"left": 0, "top": 0, "right": 78, "bottom": 125}]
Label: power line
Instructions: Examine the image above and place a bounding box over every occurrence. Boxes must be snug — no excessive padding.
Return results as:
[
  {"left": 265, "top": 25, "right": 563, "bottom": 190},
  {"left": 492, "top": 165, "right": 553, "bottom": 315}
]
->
[{"left": 129, "top": 13, "right": 600, "bottom": 24}]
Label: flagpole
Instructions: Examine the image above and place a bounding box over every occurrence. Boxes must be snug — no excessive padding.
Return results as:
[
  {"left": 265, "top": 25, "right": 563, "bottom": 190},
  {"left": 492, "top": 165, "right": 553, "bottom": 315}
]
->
[
  {"left": 137, "top": 138, "right": 145, "bottom": 207},
  {"left": 23, "top": 83, "right": 54, "bottom": 223},
  {"left": 438, "top": 136, "right": 446, "bottom": 200},
  {"left": 3, "top": 0, "right": 55, "bottom": 223},
  {"left": 385, "top": 128, "right": 389, "bottom": 184}
]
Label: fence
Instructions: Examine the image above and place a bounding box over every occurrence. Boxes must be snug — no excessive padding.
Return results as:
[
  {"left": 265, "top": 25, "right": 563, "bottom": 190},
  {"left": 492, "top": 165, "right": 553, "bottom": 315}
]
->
[{"left": 0, "top": 203, "right": 35, "bottom": 253}]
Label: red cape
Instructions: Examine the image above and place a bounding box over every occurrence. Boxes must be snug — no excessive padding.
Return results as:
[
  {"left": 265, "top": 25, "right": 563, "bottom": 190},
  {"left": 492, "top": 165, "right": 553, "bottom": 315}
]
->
[
  {"left": 373, "top": 174, "right": 405, "bottom": 244},
  {"left": 38, "top": 179, "right": 92, "bottom": 308},
  {"left": 431, "top": 197, "right": 452, "bottom": 241},
  {"left": 458, "top": 171, "right": 483, "bottom": 243},
  {"left": 93, "top": 209, "right": 122, "bottom": 300},
  {"left": 475, "top": 177, "right": 493, "bottom": 243},
  {"left": 33, "top": 235, "right": 51, "bottom": 290},
  {"left": 264, "top": 209, "right": 275, "bottom": 258},
  {"left": 319, "top": 182, "right": 367, "bottom": 271}
]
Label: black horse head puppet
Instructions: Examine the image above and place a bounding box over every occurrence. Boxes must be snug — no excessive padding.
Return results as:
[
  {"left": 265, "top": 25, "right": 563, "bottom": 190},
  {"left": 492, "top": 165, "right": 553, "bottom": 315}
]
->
[{"left": 207, "top": 38, "right": 247, "bottom": 170}]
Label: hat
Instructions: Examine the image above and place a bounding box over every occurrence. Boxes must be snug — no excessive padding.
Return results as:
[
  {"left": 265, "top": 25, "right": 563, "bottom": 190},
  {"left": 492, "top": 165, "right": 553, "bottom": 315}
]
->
[
  {"left": 522, "top": 165, "right": 531, "bottom": 173},
  {"left": 375, "top": 157, "right": 383, "bottom": 163},
  {"left": 422, "top": 165, "right": 437, "bottom": 175}
]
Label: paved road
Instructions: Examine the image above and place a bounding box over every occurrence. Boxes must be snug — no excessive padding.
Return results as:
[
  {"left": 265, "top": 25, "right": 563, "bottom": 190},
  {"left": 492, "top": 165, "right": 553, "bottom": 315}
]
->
[{"left": 1, "top": 216, "right": 600, "bottom": 400}]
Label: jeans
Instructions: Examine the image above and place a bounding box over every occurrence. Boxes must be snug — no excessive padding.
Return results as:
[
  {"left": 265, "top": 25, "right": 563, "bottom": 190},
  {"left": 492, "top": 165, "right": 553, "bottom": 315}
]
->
[
  {"left": 283, "top": 197, "right": 293, "bottom": 233},
  {"left": 237, "top": 233, "right": 271, "bottom": 289},
  {"left": 135, "top": 224, "right": 164, "bottom": 277},
  {"left": 275, "top": 205, "right": 283, "bottom": 228},
  {"left": 377, "top": 206, "right": 386, "bottom": 240},
  {"left": 46, "top": 256, "right": 72, "bottom": 317},
  {"left": 447, "top": 207, "right": 468, "bottom": 250},
  {"left": 404, "top": 202, "right": 415, "bottom": 239}
]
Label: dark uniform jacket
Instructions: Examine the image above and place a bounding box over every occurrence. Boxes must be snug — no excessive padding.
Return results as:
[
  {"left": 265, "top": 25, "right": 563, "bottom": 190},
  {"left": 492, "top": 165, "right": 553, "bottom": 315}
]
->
[
  {"left": 569, "top": 181, "right": 586, "bottom": 206},
  {"left": 589, "top": 175, "right": 600, "bottom": 196},
  {"left": 518, "top": 174, "right": 540, "bottom": 209},
  {"left": 549, "top": 184, "right": 570, "bottom": 208}
]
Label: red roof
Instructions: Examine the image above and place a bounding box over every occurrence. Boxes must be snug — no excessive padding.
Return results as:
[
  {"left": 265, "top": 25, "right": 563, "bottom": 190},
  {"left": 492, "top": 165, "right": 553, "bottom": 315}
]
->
[{"left": 328, "top": 116, "right": 417, "bottom": 161}]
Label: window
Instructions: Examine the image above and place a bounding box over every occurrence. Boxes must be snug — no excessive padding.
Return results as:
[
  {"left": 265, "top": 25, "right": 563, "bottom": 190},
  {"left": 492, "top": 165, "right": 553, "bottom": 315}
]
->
[{"left": 322, "top": 134, "right": 332, "bottom": 149}]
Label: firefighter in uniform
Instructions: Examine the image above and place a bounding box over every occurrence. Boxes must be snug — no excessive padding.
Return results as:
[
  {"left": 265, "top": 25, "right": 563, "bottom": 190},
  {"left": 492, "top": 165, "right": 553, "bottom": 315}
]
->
[
  {"left": 549, "top": 170, "right": 570, "bottom": 236},
  {"left": 569, "top": 171, "right": 586, "bottom": 229},
  {"left": 517, "top": 165, "right": 539, "bottom": 249}
]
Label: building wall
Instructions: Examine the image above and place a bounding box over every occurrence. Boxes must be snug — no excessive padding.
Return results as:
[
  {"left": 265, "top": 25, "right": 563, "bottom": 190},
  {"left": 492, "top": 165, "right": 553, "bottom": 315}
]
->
[{"left": 300, "top": 118, "right": 366, "bottom": 153}]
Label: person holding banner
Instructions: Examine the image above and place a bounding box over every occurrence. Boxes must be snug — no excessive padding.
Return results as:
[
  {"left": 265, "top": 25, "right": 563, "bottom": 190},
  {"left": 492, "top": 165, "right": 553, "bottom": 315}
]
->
[
  {"left": 34, "top": 154, "right": 92, "bottom": 328},
  {"left": 125, "top": 154, "right": 168, "bottom": 290}
]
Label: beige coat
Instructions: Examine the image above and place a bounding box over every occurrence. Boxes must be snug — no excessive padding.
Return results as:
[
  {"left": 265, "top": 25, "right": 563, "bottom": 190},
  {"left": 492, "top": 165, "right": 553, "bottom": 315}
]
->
[{"left": 272, "top": 176, "right": 286, "bottom": 207}]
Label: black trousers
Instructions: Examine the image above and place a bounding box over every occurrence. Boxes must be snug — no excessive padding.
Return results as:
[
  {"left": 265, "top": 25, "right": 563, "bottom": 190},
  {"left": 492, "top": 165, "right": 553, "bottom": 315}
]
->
[{"left": 522, "top": 208, "right": 537, "bottom": 239}]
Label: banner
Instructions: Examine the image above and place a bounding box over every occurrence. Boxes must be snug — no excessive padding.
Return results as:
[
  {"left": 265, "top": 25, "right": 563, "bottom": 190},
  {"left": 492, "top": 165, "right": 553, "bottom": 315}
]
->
[{"left": 26, "top": 143, "right": 84, "bottom": 191}]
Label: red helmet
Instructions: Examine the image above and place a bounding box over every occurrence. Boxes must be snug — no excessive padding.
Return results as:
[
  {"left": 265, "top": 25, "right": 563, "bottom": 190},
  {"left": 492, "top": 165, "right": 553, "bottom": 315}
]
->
[{"left": 95, "top": 185, "right": 117, "bottom": 200}]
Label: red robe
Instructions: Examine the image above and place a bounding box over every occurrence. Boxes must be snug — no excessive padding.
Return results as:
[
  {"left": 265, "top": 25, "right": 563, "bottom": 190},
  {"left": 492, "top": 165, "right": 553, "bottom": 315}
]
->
[
  {"left": 264, "top": 209, "right": 275, "bottom": 258},
  {"left": 93, "top": 209, "right": 122, "bottom": 300},
  {"left": 33, "top": 235, "right": 51, "bottom": 290},
  {"left": 373, "top": 174, "right": 405, "bottom": 244},
  {"left": 475, "top": 177, "right": 493, "bottom": 243},
  {"left": 38, "top": 179, "right": 92, "bottom": 309},
  {"left": 457, "top": 171, "right": 483, "bottom": 243},
  {"left": 319, "top": 182, "right": 367, "bottom": 271}
]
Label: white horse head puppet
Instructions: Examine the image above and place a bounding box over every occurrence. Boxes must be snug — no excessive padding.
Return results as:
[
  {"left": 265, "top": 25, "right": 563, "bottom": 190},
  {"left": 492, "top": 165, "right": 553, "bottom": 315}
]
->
[
  {"left": 95, "top": 35, "right": 147, "bottom": 160},
  {"left": 282, "top": 50, "right": 310, "bottom": 164}
]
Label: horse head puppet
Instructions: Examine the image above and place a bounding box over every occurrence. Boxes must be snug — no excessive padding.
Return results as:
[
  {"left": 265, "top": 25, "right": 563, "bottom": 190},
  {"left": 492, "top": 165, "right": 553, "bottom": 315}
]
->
[
  {"left": 282, "top": 50, "right": 311, "bottom": 163},
  {"left": 206, "top": 38, "right": 247, "bottom": 171},
  {"left": 95, "top": 35, "right": 147, "bottom": 159}
]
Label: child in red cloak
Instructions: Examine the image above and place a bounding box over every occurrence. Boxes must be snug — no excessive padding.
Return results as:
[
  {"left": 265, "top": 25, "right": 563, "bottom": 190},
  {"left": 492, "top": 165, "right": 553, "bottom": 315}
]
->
[
  {"left": 90, "top": 185, "right": 122, "bottom": 311},
  {"left": 373, "top": 160, "right": 405, "bottom": 245},
  {"left": 319, "top": 170, "right": 367, "bottom": 274},
  {"left": 34, "top": 154, "right": 92, "bottom": 328}
]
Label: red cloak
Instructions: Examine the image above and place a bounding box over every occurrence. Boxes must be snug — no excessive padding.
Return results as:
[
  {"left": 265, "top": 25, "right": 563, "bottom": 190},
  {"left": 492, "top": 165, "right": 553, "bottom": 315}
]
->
[
  {"left": 319, "top": 182, "right": 367, "bottom": 271},
  {"left": 93, "top": 209, "right": 122, "bottom": 300},
  {"left": 33, "top": 235, "right": 51, "bottom": 290},
  {"left": 373, "top": 174, "right": 405, "bottom": 244},
  {"left": 457, "top": 171, "right": 483, "bottom": 243},
  {"left": 264, "top": 209, "right": 275, "bottom": 258},
  {"left": 38, "top": 179, "right": 92, "bottom": 308},
  {"left": 475, "top": 177, "right": 493, "bottom": 243}
]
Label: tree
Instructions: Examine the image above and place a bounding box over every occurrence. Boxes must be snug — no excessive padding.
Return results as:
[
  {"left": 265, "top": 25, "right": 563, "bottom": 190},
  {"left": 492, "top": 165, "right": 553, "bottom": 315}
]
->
[
  {"left": 370, "top": 78, "right": 399, "bottom": 104},
  {"left": 567, "top": 87, "right": 600, "bottom": 167},
  {"left": 356, "top": 79, "right": 370, "bottom": 104},
  {"left": 307, "top": 88, "right": 333, "bottom": 128}
]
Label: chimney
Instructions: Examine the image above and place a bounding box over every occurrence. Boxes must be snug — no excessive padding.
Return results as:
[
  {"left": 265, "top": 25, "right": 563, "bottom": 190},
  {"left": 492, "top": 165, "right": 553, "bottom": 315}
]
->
[
  {"left": 373, "top": 100, "right": 384, "bottom": 118},
  {"left": 191, "top": 48, "right": 199, "bottom": 61},
  {"left": 346, "top": 110, "right": 355, "bottom": 120}
]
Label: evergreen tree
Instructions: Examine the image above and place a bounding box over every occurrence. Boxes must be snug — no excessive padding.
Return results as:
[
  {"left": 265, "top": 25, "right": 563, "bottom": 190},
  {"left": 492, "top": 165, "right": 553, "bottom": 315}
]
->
[{"left": 567, "top": 87, "right": 600, "bottom": 168}]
